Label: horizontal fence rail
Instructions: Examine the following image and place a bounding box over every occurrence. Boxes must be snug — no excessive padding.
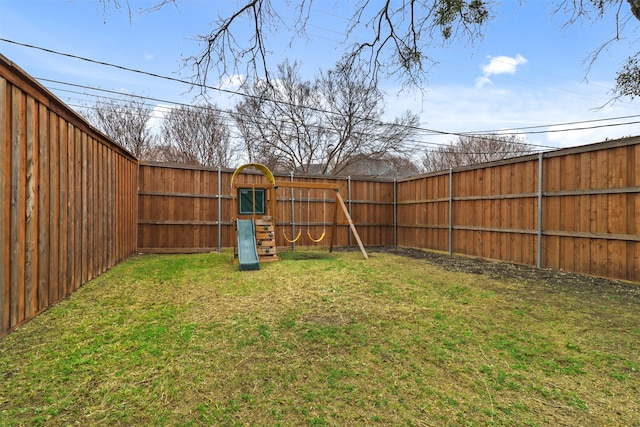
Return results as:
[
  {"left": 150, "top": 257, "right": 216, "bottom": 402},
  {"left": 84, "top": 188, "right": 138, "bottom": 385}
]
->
[{"left": 1, "top": 55, "right": 138, "bottom": 338}]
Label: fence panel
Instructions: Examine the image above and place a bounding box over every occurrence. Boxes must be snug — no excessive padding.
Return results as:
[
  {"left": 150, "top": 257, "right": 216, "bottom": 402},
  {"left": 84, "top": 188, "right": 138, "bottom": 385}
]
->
[
  {"left": 0, "top": 55, "right": 138, "bottom": 338},
  {"left": 397, "top": 173, "right": 450, "bottom": 252},
  {"left": 398, "top": 138, "right": 640, "bottom": 283},
  {"left": 137, "top": 163, "right": 224, "bottom": 253},
  {"left": 541, "top": 142, "right": 640, "bottom": 280},
  {"left": 137, "top": 164, "right": 396, "bottom": 253}
]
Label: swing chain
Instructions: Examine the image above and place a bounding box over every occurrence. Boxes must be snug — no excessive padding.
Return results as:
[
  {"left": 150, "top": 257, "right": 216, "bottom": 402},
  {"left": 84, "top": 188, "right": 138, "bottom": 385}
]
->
[
  {"left": 307, "top": 189, "right": 326, "bottom": 243},
  {"left": 283, "top": 188, "right": 302, "bottom": 243}
]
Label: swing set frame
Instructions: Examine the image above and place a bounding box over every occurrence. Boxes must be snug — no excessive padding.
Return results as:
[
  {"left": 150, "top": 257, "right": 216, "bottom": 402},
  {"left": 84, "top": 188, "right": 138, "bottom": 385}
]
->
[
  {"left": 231, "top": 163, "right": 369, "bottom": 259},
  {"left": 282, "top": 188, "right": 327, "bottom": 243},
  {"left": 230, "top": 163, "right": 368, "bottom": 260},
  {"left": 276, "top": 181, "right": 368, "bottom": 260}
]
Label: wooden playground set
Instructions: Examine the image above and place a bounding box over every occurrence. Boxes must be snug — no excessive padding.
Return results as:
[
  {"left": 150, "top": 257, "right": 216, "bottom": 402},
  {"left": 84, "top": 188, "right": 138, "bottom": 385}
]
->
[{"left": 230, "top": 163, "right": 369, "bottom": 270}]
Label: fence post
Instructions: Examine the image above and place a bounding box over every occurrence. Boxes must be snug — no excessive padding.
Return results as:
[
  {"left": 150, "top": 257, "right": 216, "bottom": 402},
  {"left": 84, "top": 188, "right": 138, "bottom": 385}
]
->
[
  {"left": 393, "top": 179, "right": 397, "bottom": 247},
  {"left": 217, "top": 167, "right": 222, "bottom": 252},
  {"left": 537, "top": 153, "right": 543, "bottom": 268},
  {"left": 347, "top": 176, "right": 352, "bottom": 247},
  {"left": 290, "top": 171, "right": 296, "bottom": 251},
  {"left": 449, "top": 168, "right": 453, "bottom": 256}
]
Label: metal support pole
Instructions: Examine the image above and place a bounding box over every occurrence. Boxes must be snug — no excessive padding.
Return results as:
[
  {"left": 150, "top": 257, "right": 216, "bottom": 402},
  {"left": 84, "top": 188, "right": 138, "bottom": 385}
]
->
[
  {"left": 393, "top": 179, "right": 397, "bottom": 247},
  {"left": 449, "top": 168, "right": 453, "bottom": 256},
  {"left": 347, "top": 176, "right": 352, "bottom": 247},
  {"left": 217, "top": 167, "right": 222, "bottom": 252},
  {"left": 290, "top": 171, "right": 296, "bottom": 251},
  {"left": 537, "top": 153, "right": 543, "bottom": 268}
]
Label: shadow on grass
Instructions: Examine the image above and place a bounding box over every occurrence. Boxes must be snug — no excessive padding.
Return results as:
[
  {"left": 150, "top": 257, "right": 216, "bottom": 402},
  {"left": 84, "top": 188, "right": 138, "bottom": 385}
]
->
[{"left": 279, "top": 251, "right": 335, "bottom": 261}]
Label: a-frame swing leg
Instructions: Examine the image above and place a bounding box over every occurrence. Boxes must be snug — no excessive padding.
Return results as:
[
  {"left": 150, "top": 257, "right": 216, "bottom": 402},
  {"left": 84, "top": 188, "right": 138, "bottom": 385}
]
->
[
  {"left": 329, "top": 191, "right": 369, "bottom": 260},
  {"left": 329, "top": 195, "right": 340, "bottom": 253}
]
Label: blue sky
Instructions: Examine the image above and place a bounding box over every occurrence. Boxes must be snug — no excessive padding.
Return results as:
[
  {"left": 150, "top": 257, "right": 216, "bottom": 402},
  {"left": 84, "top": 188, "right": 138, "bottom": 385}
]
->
[{"left": 1, "top": 0, "right": 639, "bottom": 155}]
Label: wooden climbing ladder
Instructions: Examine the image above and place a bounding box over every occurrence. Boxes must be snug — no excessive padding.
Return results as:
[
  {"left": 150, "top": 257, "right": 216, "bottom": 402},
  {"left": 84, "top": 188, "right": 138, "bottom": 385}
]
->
[{"left": 254, "top": 216, "right": 278, "bottom": 262}]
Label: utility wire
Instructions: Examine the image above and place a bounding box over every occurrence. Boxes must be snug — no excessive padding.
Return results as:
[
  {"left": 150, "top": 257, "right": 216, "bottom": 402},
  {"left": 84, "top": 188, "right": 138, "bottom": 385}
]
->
[
  {"left": 47, "top": 77, "right": 639, "bottom": 155},
  {"left": 3, "top": 37, "right": 638, "bottom": 150},
  {"left": 41, "top": 76, "right": 553, "bottom": 151},
  {"left": 43, "top": 75, "right": 639, "bottom": 153},
  {"left": 460, "top": 114, "right": 640, "bottom": 135}
]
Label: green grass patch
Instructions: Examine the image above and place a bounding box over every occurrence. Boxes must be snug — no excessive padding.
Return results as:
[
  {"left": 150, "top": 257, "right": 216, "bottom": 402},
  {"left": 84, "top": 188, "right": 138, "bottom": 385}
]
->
[{"left": 1, "top": 251, "right": 638, "bottom": 426}]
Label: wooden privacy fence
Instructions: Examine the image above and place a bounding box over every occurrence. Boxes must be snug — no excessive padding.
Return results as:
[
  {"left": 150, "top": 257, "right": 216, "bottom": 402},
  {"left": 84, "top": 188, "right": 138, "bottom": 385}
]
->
[
  {"left": 137, "top": 162, "right": 395, "bottom": 253},
  {"left": 397, "top": 137, "right": 640, "bottom": 282},
  {"left": 1, "top": 55, "right": 138, "bottom": 338},
  {"left": 138, "top": 137, "right": 639, "bottom": 283}
]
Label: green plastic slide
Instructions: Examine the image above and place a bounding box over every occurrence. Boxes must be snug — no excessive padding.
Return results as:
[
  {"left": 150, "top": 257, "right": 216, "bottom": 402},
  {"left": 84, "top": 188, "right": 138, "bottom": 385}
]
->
[{"left": 236, "top": 219, "right": 260, "bottom": 271}]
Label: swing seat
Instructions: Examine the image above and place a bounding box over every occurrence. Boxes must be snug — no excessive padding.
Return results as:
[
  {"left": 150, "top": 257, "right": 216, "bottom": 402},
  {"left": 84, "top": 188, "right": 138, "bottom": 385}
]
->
[
  {"left": 307, "top": 230, "right": 326, "bottom": 243},
  {"left": 283, "top": 230, "right": 302, "bottom": 243}
]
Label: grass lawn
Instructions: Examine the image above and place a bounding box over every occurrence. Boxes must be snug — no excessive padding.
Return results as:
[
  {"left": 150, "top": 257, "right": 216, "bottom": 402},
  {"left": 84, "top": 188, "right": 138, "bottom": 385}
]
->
[{"left": 1, "top": 250, "right": 638, "bottom": 426}]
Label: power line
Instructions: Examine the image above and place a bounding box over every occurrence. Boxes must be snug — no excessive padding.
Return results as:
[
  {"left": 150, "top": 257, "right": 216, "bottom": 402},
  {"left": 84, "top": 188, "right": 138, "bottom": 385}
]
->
[
  {"left": 3, "top": 37, "right": 639, "bottom": 150},
  {"left": 47, "top": 73, "right": 640, "bottom": 153},
  {"left": 45, "top": 75, "right": 640, "bottom": 153},
  {"left": 460, "top": 114, "right": 640, "bottom": 135},
  {"left": 40, "top": 75, "right": 551, "bottom": 151}
]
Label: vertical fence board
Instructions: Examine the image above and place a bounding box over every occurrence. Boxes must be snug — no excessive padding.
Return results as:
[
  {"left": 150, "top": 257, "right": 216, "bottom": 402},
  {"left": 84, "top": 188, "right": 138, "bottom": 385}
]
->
[
  {"left": 48, "top": 116, "right": 59, "bottom": 305},
  {"left": 67, "top": 125, "right": 75, "bottom": 293},
  {"left": 119, "top": 156, "right": 124, "bottom": 260},
  {"left": 91, "top": 137, "right": 97, "bottom": 278},
  {"left": 37, "top": 104, "right": 49, "bottom": 311},
  {"left": 24, "top": 95, "right": 37, "bottom": 318},
  {"left": 107, "top": 148, "right": 113, "bottom": 267},
  {"left": 73, "top": 128, "right": 81, "bottom": 291},
  {"left": 115, "top": 156, "right": 121, "bottom": 261},
  {"left": 91, "top": 135, "right": 98, "bottom": 277},
  {"left": 0, "top": 78, "right": 9, "bottom": 332},
  {"left": 10, "top": 86, "right": 26, "bottom": 328},
  {"left": 100, "top": 143, "right": 105, "bottom": 273},
  {"left": 81, "top": 134, "right": 88, "bottom": 283}
]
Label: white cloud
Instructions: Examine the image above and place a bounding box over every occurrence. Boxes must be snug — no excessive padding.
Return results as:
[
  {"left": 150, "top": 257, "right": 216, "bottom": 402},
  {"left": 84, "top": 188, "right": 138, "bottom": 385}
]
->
[
  {"left": 546, "top": 124, "right": 598, "bottom": 147},
  {"left": 483, "top": 54, "right": 527, "bottom": 75},
  {"left": 474, "top": 75, "right": 492, "bottom": 88},
  {"left": 220, "top": 74, "right": 244, "bottom": 88},
  {"left": 476, "top": 54, "right": 528, "bottom": 88},
  {"left": 144, "top": 52, "right": 154, "bottom": 60}
]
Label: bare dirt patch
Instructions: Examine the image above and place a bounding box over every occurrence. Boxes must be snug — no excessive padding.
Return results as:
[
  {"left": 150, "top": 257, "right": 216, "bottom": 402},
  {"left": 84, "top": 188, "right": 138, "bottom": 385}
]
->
[{"left": 367, "top": 246, "right": 640, "bottom": 305}]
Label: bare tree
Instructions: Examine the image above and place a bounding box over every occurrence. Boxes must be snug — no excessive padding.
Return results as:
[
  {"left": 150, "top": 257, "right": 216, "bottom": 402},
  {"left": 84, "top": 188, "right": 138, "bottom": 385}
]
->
[
  {"left": 554, "top": 0, "right": 640, "bottom": 102},
  {"left": 160, "top": 104, "right": 233, "bottom": 167},
  {"left": 318, "top": 62, "right": 420, "bottom": 175},
  {"left": 422, "top": 134, "right": 536, "bottom": 173},
  {"left": 232, "top": 60, "right": 419, "bottom": 175},
  {"left": 232, "top": 60, "right": 323, "bottom": 172},
  {"left": 86, "top": 96, "right": 156, "bottom": 158},
  {"left": 99, "top": 0, "right": 639, "bottom": 101},
  {"left": 186, "top": 0, "right": 490, "bottom": 90}
]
